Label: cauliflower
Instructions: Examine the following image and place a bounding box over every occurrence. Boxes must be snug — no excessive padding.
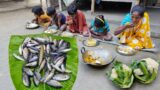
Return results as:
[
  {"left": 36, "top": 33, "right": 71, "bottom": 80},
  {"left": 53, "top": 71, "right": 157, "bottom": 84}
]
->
[
  {"left": 111, "top": 68, "right": 118, "bottom": 79},
  {"left": 134, "top": 68, "right": 144, "bottom": 75},
  {"left": 142, "top": 58, "right": 159, "bottom": 73},
  {"left": 122, "top": 64, "right": 131, "bottom": 72},
  {"left": 108, "top": 61, "right": 134, "bottom": 88},
  {"left": 131, "top": 58, "right": 159, "bottom": 84}
]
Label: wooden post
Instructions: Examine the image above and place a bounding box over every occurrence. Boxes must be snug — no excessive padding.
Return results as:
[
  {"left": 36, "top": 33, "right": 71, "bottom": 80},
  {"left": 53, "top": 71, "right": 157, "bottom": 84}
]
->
[
  {"left": 131, "top": 0, "right": 140, "bottom": 10},
  {"left": 91, "top": 0, "right": 95, "bottom": 14},
  {"left": 59, "top": 0, "right": 62, "bottom": 11},
  {"left": 40, "top": 0, "right": 42, "bottom": 7}
]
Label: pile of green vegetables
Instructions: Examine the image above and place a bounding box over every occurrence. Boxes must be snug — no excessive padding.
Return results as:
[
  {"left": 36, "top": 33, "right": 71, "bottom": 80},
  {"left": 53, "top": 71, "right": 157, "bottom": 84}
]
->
[{"left": 107, "top": 58, "right": 159, "bottom": 88}]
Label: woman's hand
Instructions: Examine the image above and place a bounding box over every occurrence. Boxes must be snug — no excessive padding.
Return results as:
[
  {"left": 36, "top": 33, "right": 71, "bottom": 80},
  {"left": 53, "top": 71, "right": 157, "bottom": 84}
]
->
[
  {"left": 114, "top": 23, "right": 134, "bottom": 35},
  {"left": 125, "top": 23, "right": 134, "bottom": 28}
]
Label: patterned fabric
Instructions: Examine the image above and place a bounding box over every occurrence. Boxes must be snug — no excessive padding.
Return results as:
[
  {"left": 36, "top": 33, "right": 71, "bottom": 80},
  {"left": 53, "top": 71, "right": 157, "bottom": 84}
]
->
[
  {"left": 91, "top": 19, "right": 110, "bottom": 33},
  {"left": 67, "top": 10, "right": 88, "bottom": 33},
  {"left": 52, "top": 13, "right": 66, "bottom": 27},
  {"left": 37, "top": 13, "right": 51, "bottom": 27},
  {"left": 118, "top": 12, "right": 154, "bottom": 49}
]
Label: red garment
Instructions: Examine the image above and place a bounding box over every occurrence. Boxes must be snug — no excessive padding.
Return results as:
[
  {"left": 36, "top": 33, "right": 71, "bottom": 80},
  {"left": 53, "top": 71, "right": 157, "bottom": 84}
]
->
[{"left": 67, "top": 10, "right": 88, "bottom": 33}]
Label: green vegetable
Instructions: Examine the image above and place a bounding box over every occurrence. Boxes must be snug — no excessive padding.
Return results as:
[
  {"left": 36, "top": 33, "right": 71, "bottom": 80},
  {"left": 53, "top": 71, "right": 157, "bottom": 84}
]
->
[
  {"left": 9, "top": 34, "right": 78, "bottom": 90},
  {"left": 108, "top": 61, "right": 134, "bottom": 88},
  {"left": 131, "top": 58, "right": 159, "bottom": 84}
]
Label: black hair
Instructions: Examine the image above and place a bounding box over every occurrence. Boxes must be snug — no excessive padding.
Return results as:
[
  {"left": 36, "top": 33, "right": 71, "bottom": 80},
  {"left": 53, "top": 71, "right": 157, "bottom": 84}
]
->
[
  {"left": 67, "top": 4, "right": 78, "bottom": 15},
  {"left": 47, "top": 7, "right": 56, "bottom": 16},
  {"left": 32, "top": 6, "right": 44, "bottom": 16},
  {"left": 94, "top": 15, "right": 105, "bottom": 27},
  {"left": 131, "top": 5, "right": 145, "bottom": 17}
]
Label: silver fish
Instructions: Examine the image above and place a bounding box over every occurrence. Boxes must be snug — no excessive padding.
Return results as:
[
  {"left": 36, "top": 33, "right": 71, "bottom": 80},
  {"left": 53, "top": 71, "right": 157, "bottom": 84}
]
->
[
  {"left": 46, "top": 61, "right": 52, "bottom": 71},
  {"left": 39, "top": 59, "right": 46, "bottom": 72},
  {"left": 28, "top": 46, "right": 39, "bottom": 52},
  {"left": 39, "top": 45, "right": 44, "bottom": 65},
  {"left": 52, "top": 74, "right": 70, "bottom": 81},
  {"left": 25, "top": 61, "right": 37, "bottom": 67},
  {"left": 29, "top": 55, "right": 38, "bottom": 63},
  {"left": 19, "top": 45, "right": 23, "bottom": 55},
  {"left": 35, "top": 45, "right": 41, "bottom": 50},
  {"left": 33, "top": 74, "right": 40, "bottom": 86},
  {"left": 51, "top": 64, "right": 64, "bottom": 73},
  {"left": 23, "top": 37, "right": 31, "bottom": 45},
  {"left": 26, "top": 43, "right": 38, "bottom": 47},
  {"left": 50, "top": 52, "right": 59, "bottom": 56},
  {"left": 60, "top": 64, "right": 66, "bottom": 72},
  {"left": 59, "top": 42, "right": 70, "bottom": 50},
  {"left": 58, "top": 48, "right": 72, "bottom": 53},
  {"left": 34, "top": 37, "right": 49, "bottom": 43},
  {"left": 52, "top": 64, "right": 71, "bottom": 73},
  {"left": 13, "top": 53, "right": 24, "bottom": 61},
  {"left": 40, "top": 70, "right": 50, "bottom": 82},
  {"left": 23, "top": 67, "right": 33, "bottom": 76},
  {"left": 28, "top": 48, "right": 38, "bottom": 54},
  {"left": 53, "top": 56, "right": 65, "bottom": 65},
  {"left": 55, "top": 56, "right": 65, "bottom": 67},
  {"left": 58, "top": 40, "right": 64, "bottom": 47},
  {"left": 46, "top": 80, "right": 62, "bottom": 88},
  {"left": 44, "top": 69, "right": 55, "bottom": 83},
  {"left": 22, "top": 72, "right": 30, "bottom": 87},
  {"left": 22, "top": 47, "right": 29, "bottom": 60},
  {"left": 65, "top": 69, "right": 72, "bottom": 73},
  {"left": 34, "top": 71, "right": 41, "bottom": 80},
  {"left": 30, "top": 40, "right": 39, "bottom": 44},
  {"left": 46, "top": 44, "right": 50, "bottom": 54},
  {"left": 51, "top": 45, "right": 57, "bottom": 51}
]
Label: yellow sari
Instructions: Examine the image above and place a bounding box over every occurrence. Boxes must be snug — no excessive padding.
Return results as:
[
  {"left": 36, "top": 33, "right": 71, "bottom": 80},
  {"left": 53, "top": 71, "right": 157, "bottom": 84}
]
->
[{"left": 119, "top": 12, "right": 154, "bottom": 49}]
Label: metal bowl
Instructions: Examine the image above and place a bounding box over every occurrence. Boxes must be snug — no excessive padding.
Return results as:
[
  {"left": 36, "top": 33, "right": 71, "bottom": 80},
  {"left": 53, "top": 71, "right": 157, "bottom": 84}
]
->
[
  {"left": 81, "top": 47, "right": 115, "bottom": 67},
  {"left": 61, "top": 31, "right": 74, "bottom": 37},
  {"left": 83, "top": 38, "right": 99, "bottom": 47},
  {"left": 26, "top": 22, "right": 39, "bottom": 29},
  {"left": 116, "top": 45, "right": 137, "bottom": 56},
  {"left": 44, "top": 29, "right": 58, "bottom": 34}
]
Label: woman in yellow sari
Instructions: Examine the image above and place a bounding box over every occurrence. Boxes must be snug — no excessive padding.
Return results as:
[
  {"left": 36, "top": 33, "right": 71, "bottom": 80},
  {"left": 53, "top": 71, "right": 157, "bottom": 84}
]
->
[{"left": 114, "top": 5, "right": 154, "bottom": 50}]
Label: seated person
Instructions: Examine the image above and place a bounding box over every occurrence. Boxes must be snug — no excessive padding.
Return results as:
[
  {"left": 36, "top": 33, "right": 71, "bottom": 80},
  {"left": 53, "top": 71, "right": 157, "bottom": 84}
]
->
[
  {"left": 47, "top": 7, "right": 66, "bottom": 31},
  {"left": 32, "top": 6, "right": 51, "bottom": 28},
  {"left": 66, "top": 4, "right": 88, "bottom": 35},
  {"left": 114, "top": 5, "right": 154, "bottom": 50},
  {"left": 89, "top": 15, "right": 112, "bottom": 41}
]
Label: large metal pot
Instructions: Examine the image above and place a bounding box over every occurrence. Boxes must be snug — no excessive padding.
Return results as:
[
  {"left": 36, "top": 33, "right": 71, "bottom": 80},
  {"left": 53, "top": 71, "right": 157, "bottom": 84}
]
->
[{"left": 81, "top": 47, "right": 115, "bottom": 67}]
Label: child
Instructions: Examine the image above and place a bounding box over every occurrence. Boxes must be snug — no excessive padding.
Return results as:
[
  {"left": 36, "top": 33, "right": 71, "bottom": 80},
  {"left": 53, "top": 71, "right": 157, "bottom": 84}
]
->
[
  {"left": 89, "top": 15, "right": 112, "bottom": 41},
  {"left": 66, "top": 4, "right": 88, "bottom": 35},
  {"left": 47, "top": 7, "right": 67, "bottom": 31},
  {"left": 32, "top": 6, "right": 51, "bottom": 28}
]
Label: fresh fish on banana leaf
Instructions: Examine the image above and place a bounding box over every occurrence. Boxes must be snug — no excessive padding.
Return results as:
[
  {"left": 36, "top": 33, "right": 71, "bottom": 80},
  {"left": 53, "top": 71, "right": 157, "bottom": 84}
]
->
[
  {"left": 52, "top": 73, "right": 70, "bottom": 81},
  {"left": 13, "top": 53, "right": 24, "bottom": 61},
  {"left": 22, "top": 72, "right": 31, "bottom": 87},
  {"left": 46, "top": 79, "right": 63, "bottom": 88},
  {"left": 13, "top": 37, "right": 72, "bottom": 88}
]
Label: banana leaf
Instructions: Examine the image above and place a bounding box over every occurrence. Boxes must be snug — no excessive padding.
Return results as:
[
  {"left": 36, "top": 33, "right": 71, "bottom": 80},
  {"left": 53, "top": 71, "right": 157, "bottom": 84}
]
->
[{"left": 9, "top": 34, "right": 79, "bottom": 90}]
